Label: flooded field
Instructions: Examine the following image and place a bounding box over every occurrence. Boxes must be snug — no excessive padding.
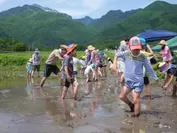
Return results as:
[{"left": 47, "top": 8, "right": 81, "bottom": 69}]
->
[{"left": 0, "top": 74, "right": 177, "bottom": 133}]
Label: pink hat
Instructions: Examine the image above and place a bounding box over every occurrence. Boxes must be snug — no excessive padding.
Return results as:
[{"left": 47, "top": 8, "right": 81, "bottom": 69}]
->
[{"left": 129, "top": 36, "right": 142, "bottom": 50}]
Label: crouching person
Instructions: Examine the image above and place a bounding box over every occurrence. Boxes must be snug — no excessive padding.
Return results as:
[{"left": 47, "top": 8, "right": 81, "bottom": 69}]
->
[
  {"left": 159, "top": 62, "right": 177, "bottom": 96},
  {"left": 61, "top": 44, "right": 79, "bottom": 101}
]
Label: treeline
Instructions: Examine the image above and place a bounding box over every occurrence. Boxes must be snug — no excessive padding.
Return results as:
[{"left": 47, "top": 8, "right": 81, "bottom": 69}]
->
[
  {"left": 0, "top": 38, "right": 28, "bottom": 52},
  {"left": 0, "top": 37, "right": 120, "bottom": 52}
]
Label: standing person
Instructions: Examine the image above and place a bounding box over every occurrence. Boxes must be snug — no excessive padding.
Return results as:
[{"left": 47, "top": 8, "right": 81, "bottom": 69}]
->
[
  {"left": 159, "top": 62, "right": 177, "bottom": 96},
  {"left": 87, "top": 45, "right": 100, "bottom": 81},
  {"left": 26, "top": 58, "right": 33, "bottom": 81},
  {"left": 159, "top": 40, "right": 173, "bottom": 63},
  {"left": 140, "top": 38, "right": 154, "bottom": 98},
  {"left": 61, "top": 44, "right": 79, "bottom": 101},
  {"left": 31, "top": 48, "right": 42, "bottom": 77},
  {"left": 84, "top": 64, "right": 96, "bottom": 83},
  {"left": 40, "top": 45, "right": 67, "bottom": 87},
  {"left": 73, "top": 57, "right": 85, "bottom": 82},
  {"left": 113, "top": 36, "right": 158, "bottom": 117},
  {"left": 99, "top": 51, "right": 107, "bottom": 77},
  {"left": 79, "top": 56, "right": 87, "bottom": 75},
  {"left": 117, "top": 40, "right": 129, "bottom": 85}
]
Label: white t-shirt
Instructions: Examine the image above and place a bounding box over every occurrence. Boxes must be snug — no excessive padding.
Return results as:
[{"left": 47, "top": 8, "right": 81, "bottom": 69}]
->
[
  {"left": 73, "top": 57, "right": 85, "bottom": 72},
  {"left": 108, "top": 61, "right": 113, "bottom": 69},
  {"left": 84, "top": 66, "right": 92, "bottom": 75},
  {"left": 80, "top": 60, "right": 87, "bottom": 68}
]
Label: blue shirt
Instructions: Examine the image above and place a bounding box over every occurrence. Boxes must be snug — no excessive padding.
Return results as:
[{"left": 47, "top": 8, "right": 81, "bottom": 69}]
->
[{"left": 116, "top": 50, "right": 158, "bottom": 86}]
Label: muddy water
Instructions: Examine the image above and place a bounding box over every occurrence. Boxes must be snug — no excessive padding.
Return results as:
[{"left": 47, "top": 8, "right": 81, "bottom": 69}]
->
[{"left": 0, "top": 74, "right": 177, "bottom": 133}]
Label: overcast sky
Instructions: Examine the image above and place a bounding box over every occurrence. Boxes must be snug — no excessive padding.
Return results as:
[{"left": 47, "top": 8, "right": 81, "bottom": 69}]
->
[{"left": 0, "top": 0, "right": 176, "bottom": 18}]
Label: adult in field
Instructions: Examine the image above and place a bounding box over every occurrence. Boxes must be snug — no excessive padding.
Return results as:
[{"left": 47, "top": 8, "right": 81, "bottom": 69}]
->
[
  {"left": 87, "top": 45, "right": 101, "bottom": 81},
  {"left": 40, "top": 45, "right": 68, "bottom": 87},
  {"left": 31, "top": 48, "right": 42, "bottom": 77},
  {"left": 159, "top": 40, "right": 173, "bottom": 63}
]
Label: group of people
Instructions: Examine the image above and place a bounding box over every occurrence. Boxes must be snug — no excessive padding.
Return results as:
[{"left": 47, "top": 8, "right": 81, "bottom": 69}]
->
[
  {"left": 26, "top": 44, "right": 111, "bottom": 101},
  {"left": 26, "top": 36, "right": 177, "bottom": 118}
]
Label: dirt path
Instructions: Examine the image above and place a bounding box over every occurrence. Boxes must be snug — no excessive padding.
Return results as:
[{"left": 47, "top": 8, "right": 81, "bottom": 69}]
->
[{"left": 0, "top": 74, "right": 177, "bottom": 133}]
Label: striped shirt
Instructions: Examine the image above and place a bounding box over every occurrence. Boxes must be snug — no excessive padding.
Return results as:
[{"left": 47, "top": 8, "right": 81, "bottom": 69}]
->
[{"left": 116, "top": 50, "right": 158, "bottom": 86}]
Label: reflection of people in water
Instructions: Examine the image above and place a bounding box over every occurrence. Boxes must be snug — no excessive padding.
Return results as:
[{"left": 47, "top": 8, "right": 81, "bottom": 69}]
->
[
  {"left": 46, "top": 98, "right": 78, "bottom": 122},
  {"left": 26, "top": 79, "right": 33, "bottom": 100},
  {"left": 90, "top": 81, "right": 104, "bottom": 113},
  {"left": 25, "top": 78, "right": 46, "bottom": 100}
]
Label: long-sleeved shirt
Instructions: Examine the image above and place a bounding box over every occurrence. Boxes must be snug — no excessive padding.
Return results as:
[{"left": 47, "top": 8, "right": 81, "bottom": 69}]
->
[
  {"left": 116, "top": 50, "right": 158, "bottom": 86},
  {"left": 73, "top": 57, "right": 85, "bottom": 72}
]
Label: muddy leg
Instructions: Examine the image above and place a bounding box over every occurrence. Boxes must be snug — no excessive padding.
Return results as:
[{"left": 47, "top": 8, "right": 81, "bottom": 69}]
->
[
  {"left": 73, "top": 81, "right": 79, "bottom": 101},
  {"left": 172, "top": 84, "right": 177, "bottom": 96},
  {"left": 40, "top": 77, "right": 47, "bottom": 87},
  {"left": 61, "top": 87, "right": 68, "bottom": 99},
  {"left": 132, "top": 90, "right": 141, "bottom": 117},
  {"left": 119, "top": 86, "right": 134, "bottom": 112}
]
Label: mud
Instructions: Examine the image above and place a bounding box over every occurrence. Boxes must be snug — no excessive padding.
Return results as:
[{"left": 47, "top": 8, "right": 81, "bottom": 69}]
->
[{"left": 0, "top": 74, "right": 177, "bottom": 133}]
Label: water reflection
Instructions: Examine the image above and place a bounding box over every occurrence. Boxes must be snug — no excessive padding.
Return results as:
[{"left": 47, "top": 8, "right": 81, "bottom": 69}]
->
[
  {"left": 25, "top": 78, "right": 45, "bottom": 100},
  {"left": 46, "top": 98, "right": 79, "bottom": 123},
  {"left": 120, "top": 127, "right": 146, "bottom": 133}
]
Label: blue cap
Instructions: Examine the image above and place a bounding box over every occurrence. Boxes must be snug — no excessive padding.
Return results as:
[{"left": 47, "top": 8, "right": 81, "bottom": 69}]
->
[
  {"left": 140, "top": 38, "right": 147, "bottom": 48},
  {"left": 90, "top": 63, "right": 96, "bottom": 69},
  {"left": 100, "top": 51, "right": 104, "bottom": 56}
]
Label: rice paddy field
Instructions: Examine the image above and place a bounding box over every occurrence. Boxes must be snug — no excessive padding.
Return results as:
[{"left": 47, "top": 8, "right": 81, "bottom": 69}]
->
[{"left": 0, "top": 50, "right": 114, "bottom": 80}]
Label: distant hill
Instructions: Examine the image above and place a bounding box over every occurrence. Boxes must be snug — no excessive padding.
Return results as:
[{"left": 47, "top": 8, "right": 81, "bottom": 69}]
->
[
  {"left": 0, "top": 4, "right": 97, "bottom": 46},
  {"left": 90, "top": 1, "right": 177, "bottom": 43},
  {"left": 75, "top": 16, "right": 98, "bottom": 25},
  {"left": 75, "top": 9, "right": 141, "bottom": 31}
]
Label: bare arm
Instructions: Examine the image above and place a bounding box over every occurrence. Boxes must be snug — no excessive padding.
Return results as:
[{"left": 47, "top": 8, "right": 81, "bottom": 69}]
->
[
  {"left": 163, "top": 75, "right": 174, "bottom": 88},
  {"left": 147, "top": 44, "right": 154, "bottom": 56},
  {"left": 55, "top": 52, "right": 64, "bottom": 60}
]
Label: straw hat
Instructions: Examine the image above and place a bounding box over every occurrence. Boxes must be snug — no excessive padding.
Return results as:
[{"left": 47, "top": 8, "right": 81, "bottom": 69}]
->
[
  {"left": 159, "top": 62, "right": 171, "bottom": 73},
  {"left": 87, "top": 45, "right": 95, "bottom": 51},
  {"left": 120, "top": 40, "right": 126, "bottom": 45},
  {"left": 67, "top": 43, "right": 77, "bottom": 54},
  {"left": 159, "top": 40, "right": 167, "bottom": 45},
  {"left": 60, "top": 44, "right": 68, "bottom": 49},
  {"left": 28, "top": 58, "right": 33, "bottom": 62}
]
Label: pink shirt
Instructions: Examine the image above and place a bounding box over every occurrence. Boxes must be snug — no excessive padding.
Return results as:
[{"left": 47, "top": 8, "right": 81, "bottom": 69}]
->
[
  {"left": 91, "top": 50, "right": 100, "bottom": 64},
  {"left": 160, "top": 46, "right": 173, "bottom": 62}
]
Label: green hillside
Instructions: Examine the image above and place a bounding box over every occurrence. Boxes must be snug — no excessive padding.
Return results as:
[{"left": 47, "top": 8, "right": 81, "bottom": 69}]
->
[
  {"left": 75, "top": 9, "right": 141, "bottom": 32},
  {"left": 90, "top": 1, "right": 177, "bottom": 44},
  {"left": 0, "top": 4, "right": 97, "bottom": 46}
]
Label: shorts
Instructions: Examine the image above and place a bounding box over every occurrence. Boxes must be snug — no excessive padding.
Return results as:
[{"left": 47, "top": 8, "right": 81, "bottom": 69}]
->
[
  {"left": 144, "top": 77, "right": 149, "bottom": 85},
  {"left": 117, "top": 60, "right": 125, "bottom": 73},
  {"left": 44, "top": 64, "right": 60, "bottom": 78},
  {"left": 73, "top": 71, "right": 78, "bottom": 75},
  {"left": 99, "top": 64, "right": 107, "bottom": 68},
  {"left": 33, "top": 65, "right": 40, "bottom": 72},
  {"left": 61, "top": 78, "right": 75, "bottom": 88},
  {"left": 125, "top": 81, "right": 144, "bottom": 93},
  {"left": 27, "top": 69, "right": 32, "bottom": 73},
  {"left": 85, "top": 73, "right": 89, "bottom": 78}
]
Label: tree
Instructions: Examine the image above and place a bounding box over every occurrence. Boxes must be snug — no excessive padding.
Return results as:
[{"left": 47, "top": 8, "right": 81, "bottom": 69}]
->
[{"left": 14, "top": 42, "right": 27, "bottom": 51}]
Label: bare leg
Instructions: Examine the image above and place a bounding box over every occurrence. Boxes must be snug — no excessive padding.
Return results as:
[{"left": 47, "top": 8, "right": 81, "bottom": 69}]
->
[
  {"left": 73, "top": 81, "right": 79, "bottom": 101},
  {"left": 40, "top": 77, "right": 47, "bottom": 87},
  {"left": 172, "top": 83, "right": 177, "bottom": 96},
  {"left": 98, "top": 67, "right": 102, "bottom": 77},
  {"left": 31, "top": 70, "right": 34, "bottom": 77},
  {"left": 104, "top": 67, "right": 107, "bottom": 77},
  {"left": 120, "top": 72, "right": 125, "bottom": 84},
  {"left": 119, "top": 86, "right": 134, "bottom": 112},
  {"left": 61, "top": 86, "right": 68, "bottom": 99},
  {"left": 145, "top": 84, "right": 151, "bottom": 98},
  {"left": 132, "top": 90, "right": 141, "bottom": 117}
]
